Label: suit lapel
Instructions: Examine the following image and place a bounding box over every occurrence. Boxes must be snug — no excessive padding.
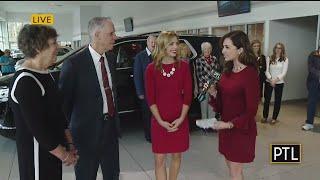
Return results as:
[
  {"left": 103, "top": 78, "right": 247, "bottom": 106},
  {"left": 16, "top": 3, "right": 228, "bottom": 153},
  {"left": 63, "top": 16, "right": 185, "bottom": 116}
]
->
[
  {"left": 83, "top": 47, "right": 104, "bottom": 96},
  {"left": 144, "top": 50, "right": 152, "bottom": 63}
]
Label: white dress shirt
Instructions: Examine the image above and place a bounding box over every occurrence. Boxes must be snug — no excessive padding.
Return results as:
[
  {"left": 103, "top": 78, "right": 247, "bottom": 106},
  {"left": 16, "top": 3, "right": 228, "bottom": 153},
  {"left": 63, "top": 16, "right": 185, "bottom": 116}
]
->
[
  {"left": 88, "top": 44, "right": 114, "bottom": 114},
  {"left": 146, "top": 47, "right": 151, "bottom": 56},
  {"left": 265, "top": 56, "right": 289, "bottom": 84}
]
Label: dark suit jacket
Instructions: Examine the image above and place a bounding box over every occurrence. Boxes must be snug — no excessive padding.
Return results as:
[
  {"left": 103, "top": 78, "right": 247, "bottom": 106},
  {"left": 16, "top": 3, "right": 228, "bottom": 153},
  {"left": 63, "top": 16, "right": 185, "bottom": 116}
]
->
[
  {"left": 59, "top": 46, "right": 120, "bottom": 152},
  {"left": 133, "top": 49, "right": 152, "bottom": 96}
]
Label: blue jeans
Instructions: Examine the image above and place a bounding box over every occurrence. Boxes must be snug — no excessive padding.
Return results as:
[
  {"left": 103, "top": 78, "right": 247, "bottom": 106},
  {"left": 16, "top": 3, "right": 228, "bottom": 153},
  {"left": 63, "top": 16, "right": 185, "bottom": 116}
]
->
[{"left": 306, "top": 80, "right": 320, "bottom": 125}]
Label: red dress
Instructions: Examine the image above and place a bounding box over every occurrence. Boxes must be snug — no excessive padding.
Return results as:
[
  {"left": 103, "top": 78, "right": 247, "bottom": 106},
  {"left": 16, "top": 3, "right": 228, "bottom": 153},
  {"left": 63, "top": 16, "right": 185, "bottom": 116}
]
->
[
  {"left": 209, "top": 66, "right": 260, "bottom": 163},
  {"left": 145, "top": 60, "right": 192, "bottom": 153}
]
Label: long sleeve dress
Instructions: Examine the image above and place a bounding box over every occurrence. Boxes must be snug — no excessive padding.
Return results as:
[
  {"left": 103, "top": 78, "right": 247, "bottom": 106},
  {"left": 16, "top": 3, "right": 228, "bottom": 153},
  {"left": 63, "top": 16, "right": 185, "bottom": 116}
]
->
[
  {"left": 9, "top": 68, "right": 67, "bottom": 180},
  {"left": 209, "top": 66, "right": 260, "bottom": 163},
  {"left": 145, "top": 60, "right": 192, "bottom": 153}
]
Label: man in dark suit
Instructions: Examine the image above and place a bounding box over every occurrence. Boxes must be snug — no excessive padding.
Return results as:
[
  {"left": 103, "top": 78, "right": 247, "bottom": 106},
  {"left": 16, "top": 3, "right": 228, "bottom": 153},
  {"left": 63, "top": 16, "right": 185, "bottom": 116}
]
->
[
  {"left": 59, "top": 17, "right": 120, "bottom": 180},
  {"left": 133, "top": 35, "right": 156, "bottom": 143}
]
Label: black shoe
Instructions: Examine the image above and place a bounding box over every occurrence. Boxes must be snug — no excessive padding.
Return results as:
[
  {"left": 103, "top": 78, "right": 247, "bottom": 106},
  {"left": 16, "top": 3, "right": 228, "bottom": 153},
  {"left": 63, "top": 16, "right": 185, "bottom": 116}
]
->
[{"left": 145, "top": 136, "right": 152, "bottom": 143}]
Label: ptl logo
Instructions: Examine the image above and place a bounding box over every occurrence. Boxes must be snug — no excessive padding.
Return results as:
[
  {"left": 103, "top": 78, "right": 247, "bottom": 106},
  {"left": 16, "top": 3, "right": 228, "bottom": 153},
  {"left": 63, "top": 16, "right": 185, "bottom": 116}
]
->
[
  {"left": 270, "top": 144, "right": 301, "bottom": 164},
  {"left": 31, "top": 14, "right": 54, "bottom": 25}
]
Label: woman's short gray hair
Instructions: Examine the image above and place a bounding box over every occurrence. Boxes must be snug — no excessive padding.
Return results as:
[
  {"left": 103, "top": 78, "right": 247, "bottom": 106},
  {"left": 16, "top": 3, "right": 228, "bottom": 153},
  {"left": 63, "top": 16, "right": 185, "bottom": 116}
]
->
[
  {"left": 201, "top": 42, "right": 212, "bottom": 52},
  {"left": 88, "top": 17, "right": 111, "bottom": 41}
]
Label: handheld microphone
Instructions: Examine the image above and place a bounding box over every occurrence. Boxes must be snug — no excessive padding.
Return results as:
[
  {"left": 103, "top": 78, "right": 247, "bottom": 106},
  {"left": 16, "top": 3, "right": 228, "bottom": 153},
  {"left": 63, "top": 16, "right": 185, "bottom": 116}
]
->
[{"left": 197, "top": 71, "right": 221, "bottom": 102}]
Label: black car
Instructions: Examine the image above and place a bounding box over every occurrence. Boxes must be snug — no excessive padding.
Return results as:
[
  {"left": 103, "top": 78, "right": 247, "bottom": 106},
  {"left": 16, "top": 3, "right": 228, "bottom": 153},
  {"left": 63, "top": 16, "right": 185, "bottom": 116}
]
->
[{"left": 0, "top": 34, "right": 221, "bottom": 134}]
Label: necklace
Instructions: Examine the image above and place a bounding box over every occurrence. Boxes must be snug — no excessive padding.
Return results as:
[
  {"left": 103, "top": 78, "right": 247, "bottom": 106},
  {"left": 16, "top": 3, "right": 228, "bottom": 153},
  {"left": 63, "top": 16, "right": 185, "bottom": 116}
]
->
[{"left": 162, "top": 64, "right": 176, "bottom": 78}]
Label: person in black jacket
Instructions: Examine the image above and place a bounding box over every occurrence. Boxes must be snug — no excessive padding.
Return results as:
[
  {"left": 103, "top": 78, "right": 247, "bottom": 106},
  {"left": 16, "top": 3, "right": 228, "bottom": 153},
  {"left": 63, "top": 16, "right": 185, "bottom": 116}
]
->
[
  {"left": 133, "top": 35, "right": 156, "bottom": 143},
  {"left": 251, "top": 40, "right": 266, "bottom": 101},
  {"left": 9, "top": 24, "right": 78, "bottom": 180},
  {"left": 59, "top": 17, "right": 120, "bottom": 180}
]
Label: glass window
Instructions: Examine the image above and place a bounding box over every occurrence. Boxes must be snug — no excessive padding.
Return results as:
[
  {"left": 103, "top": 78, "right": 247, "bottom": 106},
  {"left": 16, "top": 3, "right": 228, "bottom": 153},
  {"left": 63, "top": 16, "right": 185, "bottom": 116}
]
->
[
  {"left": 116, "top": 41, "right": 146, "bottom": 68},
  {"left": 176, "top": 30, "right": 188, "bottom": 35},
  {"left": 198, "top": 27, "right": 209, "bottom": 35},
  {"left": 212, "top": 26, "right": 229, "bottom": 37},
  {"left": 188, "top": 29, "right": 199, "bottom": 35},
  {"left": 247, "top": 23, "right": 264, "bottom": 42},
  {"left": 8, "top": 22, "right": 28, "bottom": 50},
  {"left": 247, "top": 23, "right": 264, "bottom": 53},
  {"left": 230, "top": 24, "right": 245, "bottom": 32}
]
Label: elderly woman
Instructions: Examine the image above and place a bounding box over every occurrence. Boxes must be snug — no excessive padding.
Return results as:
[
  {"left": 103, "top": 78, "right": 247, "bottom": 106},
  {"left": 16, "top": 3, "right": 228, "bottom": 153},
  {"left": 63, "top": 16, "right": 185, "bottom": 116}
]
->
[
  {"left": 195, "top": 42, "right": 221, "bottom": 119},
  {"left": 0, "top": 49, "right": 16, "bottom": 75},
  {"left": 9, "top": 25, "right": 78, "bottom": 180}
]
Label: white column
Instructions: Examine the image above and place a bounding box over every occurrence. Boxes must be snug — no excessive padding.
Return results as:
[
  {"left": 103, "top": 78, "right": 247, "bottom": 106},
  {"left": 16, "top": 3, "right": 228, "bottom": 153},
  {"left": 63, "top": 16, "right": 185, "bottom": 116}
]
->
[
  {"left": 316, "top": 14, "right": 320, "bottom": 49},
  {"left": 72, "top": 6, "right": 102, "bottom": 47},
  {"left": 264, "top": 20, "right": 270, "bottom": 56}
]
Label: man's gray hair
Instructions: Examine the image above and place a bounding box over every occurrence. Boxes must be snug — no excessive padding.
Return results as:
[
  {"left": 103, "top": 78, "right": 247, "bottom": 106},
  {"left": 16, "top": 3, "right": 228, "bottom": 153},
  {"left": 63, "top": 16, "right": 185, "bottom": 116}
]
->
[
  {"left": 147, "top": 35, "right": 156, "bottom": 42},
  {"left": 201, "top": 42, "right": 212, "bottom": 52},
  {"left": 88, "top": 17, "right": 111, "bottom": 41}
]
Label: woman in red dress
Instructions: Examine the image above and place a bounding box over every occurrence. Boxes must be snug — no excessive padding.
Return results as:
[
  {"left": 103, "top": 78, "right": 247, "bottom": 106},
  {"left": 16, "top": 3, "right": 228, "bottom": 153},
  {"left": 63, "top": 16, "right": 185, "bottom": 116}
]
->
[
  {"left": 207, "top": 30, "right": 260, "bottom": 180},
  {"left": 145, "top": 31, "right": 192, "bottom": 180}
]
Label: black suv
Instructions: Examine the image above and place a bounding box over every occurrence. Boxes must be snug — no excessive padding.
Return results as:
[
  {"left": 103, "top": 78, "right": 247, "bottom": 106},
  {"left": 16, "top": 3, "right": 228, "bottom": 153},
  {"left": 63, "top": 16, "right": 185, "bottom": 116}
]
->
[{"left": 0, "top": 34, "right": 221, "bottom": 134}]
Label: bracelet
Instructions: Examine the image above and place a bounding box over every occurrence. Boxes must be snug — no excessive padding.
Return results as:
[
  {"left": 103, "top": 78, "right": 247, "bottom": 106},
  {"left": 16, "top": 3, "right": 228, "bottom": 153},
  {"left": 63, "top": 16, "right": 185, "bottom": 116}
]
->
[{"left": 62, "top": 152, "right": 70, "bottom": 162}]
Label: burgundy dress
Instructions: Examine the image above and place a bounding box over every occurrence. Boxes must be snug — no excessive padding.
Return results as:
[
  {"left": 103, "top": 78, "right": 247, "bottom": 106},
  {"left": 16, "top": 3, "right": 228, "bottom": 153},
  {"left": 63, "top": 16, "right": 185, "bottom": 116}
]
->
[
  {"left": 209, "top": 66, "right": 260, "bottom": 163},
  {"left": 145, "top": 60, "right": 192, "bottom": 153}
]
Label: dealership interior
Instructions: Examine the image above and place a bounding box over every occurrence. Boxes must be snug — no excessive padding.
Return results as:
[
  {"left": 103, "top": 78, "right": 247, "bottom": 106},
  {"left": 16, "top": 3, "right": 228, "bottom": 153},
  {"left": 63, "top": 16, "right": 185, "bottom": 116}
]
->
[{"left": 0, "top": 1, "right": 320, "bottom": 180}]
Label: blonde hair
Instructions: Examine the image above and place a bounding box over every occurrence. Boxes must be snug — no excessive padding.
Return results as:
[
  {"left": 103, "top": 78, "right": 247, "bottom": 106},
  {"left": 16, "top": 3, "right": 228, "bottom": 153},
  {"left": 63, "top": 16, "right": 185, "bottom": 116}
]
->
[
  {"left": 177, "top": 43, "right": 191, "bottom": 59},
  {"left": 152, "top": 31, "right": 180, "bottom": 70}
]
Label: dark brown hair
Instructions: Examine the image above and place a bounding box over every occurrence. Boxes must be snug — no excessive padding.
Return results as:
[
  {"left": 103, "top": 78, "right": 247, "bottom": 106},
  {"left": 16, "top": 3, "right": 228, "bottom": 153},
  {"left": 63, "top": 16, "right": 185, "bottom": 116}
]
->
[
  {"left": 18, "top": 24, "right": 58, "bottom": 58},
  {"left": 220, "top": 30, "right": 257, "bottom": 73}
]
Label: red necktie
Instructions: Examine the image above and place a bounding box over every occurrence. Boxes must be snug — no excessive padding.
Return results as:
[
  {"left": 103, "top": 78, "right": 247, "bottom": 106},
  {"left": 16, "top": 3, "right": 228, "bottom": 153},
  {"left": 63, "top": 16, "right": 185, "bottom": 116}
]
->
[
  {"left": 205, "top": 56, "right": 212, "bottom": 64},
  {"left": 99, "top": 56, "right": 115, "bottom": 117}
]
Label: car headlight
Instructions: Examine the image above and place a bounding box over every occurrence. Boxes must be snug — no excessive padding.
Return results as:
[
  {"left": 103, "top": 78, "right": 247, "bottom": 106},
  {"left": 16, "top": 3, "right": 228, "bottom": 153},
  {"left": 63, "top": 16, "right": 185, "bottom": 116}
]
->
[{"left": 0, "top": 86, "right": 9, "bottom": 102}]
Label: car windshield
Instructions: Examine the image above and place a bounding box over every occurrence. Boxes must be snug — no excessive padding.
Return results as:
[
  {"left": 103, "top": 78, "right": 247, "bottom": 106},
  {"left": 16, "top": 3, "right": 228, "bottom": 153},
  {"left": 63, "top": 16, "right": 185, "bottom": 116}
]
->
[
  {"left": 50, "top": 46, "right": 84, "bottom": 70},
  {"left": 13, "top": 50, "right": 22, "bottom": 54}
]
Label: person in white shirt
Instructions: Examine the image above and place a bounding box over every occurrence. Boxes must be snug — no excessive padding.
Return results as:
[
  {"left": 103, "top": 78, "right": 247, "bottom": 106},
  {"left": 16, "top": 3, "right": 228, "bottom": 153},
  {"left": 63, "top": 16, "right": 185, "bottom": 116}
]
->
[{"left": 262, "top": 42, "right": 288, "bottom": 124}]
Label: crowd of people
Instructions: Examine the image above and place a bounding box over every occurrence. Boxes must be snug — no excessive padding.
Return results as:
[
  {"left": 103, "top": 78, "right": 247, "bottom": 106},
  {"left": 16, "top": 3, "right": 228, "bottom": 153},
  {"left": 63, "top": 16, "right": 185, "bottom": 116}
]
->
[{"left": 6, "top": 15, "right": 319, "bottom": 180}]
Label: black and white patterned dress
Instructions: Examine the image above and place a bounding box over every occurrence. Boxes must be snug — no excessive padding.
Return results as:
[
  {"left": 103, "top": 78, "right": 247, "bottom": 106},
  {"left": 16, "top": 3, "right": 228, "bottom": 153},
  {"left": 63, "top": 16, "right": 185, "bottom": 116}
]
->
[{"left": 9, "top": 67, "right": 67, "bottom": 180}]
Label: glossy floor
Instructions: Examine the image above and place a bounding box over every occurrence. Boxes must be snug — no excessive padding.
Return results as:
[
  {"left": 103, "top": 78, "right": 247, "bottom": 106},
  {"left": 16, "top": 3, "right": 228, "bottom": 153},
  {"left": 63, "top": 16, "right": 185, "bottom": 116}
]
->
[{"left": 0, "top": 100, "right": 319, "bottom": 180}]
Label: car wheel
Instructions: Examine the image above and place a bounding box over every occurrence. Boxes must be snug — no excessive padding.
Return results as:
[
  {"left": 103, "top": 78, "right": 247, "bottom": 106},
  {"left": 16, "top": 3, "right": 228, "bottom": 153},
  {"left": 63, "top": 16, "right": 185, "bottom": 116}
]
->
[
  {"left": 3, "top": 103, "right": 14, "bottom": 128},
  {"left": 0, "top": 102, "right": 15, "bottom": 139}
]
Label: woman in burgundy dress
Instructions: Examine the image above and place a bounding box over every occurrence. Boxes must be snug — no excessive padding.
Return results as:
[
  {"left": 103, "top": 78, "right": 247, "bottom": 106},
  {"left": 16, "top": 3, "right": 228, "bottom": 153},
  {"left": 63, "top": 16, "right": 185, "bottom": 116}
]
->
[
  {"left": 207, "top": 30, "right": 260, "bottom": 180},
  {"left": 145, "top": 31, "right": 192, "bottom": 180}
]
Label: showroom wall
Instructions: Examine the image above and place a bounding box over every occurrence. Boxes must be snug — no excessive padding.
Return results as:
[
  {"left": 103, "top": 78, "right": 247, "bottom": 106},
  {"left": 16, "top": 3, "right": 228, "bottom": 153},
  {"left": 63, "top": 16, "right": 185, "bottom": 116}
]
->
[
  {"left": 105, "top": 1, "right": 320, "bottom": 101},
  {"left": 0, "top": 9, "right": 5, "bottom": 21},
  {"left": 6, "top": 12, "right": 73, "bottom": 42},
  {"left": 268, "top": 16, "right": 317, "bottom": 101},
  {"left": 113, "top": 1, "right": 320, "bottom": 37}
]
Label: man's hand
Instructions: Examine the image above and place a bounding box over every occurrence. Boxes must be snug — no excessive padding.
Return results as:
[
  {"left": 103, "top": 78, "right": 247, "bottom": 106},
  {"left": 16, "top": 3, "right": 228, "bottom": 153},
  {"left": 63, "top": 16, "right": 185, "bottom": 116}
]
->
[
  {"left": 138, "top": 95, "right": 144, "bottom": 99},
  {"left": 208, "top": 85, "right": 217, "bottom": 97}
]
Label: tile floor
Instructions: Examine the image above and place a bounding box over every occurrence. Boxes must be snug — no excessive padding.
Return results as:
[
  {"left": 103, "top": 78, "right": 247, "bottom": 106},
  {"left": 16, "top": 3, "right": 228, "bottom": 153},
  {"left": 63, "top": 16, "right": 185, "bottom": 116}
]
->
[{"left": 0, "top": 100, "right": 319, "bottom": 180}]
